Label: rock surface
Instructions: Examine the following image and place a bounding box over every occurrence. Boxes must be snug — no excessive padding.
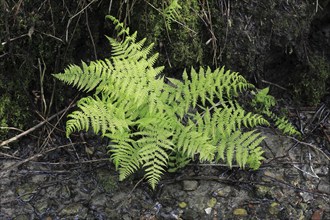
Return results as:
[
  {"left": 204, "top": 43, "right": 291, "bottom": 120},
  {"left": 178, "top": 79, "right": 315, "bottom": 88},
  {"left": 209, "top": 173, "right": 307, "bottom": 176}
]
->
[{"left": 0, "top": 109, "right": 329, "bottom": 219}]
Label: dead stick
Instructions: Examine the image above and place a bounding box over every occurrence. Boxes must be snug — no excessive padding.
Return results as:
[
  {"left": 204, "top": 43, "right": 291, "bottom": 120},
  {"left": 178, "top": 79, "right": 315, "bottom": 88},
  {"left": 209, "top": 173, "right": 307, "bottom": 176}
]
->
[
  {"left": 0, "top": 142, "right": 84, "bottom": 178},
  {"left": 0, "top": 105, "right": 74, "bottom": 148}
]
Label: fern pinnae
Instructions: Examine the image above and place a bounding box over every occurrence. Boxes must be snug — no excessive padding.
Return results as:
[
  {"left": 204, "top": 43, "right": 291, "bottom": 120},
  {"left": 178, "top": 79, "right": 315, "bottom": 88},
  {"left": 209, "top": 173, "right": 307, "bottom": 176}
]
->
[
  {"left": 225, "top": 130, "right": 242, "bottom": 168},
  {"left": 163, "top": 0, "right": 182, "bottom": 30},
  {"left": 111, "top": 141, "right": 141, "bottom": 180}
]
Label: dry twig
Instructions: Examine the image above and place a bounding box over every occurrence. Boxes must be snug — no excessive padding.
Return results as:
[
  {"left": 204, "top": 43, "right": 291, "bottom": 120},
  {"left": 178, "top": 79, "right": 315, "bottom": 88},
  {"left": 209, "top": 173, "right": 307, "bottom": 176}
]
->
[{"left": 0, "top": 105, "right": 74, "bottom": 148}]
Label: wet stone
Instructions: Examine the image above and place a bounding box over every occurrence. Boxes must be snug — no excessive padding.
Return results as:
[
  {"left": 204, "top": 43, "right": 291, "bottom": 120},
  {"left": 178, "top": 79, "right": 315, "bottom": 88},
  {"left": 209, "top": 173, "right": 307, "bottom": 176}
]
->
[
  {"left": 72, "top": 188, "right": 91, "bottom": 202},
  {"left": 90, "top": 194, "right": 108, "bottom": 209},
  {"left": 59, "top": 203, "right": 86, "bottom": 216},
  {"left": 233, "top": 208, "right": 248, "bottom": 216},
  {"left": 182, "top": 180, "right": 198, "bottom": 191},
  {"left": 299, "top": 192, "right": 314, "bottom": 203},
  {"left": 205, "top": 207, "right": 212, "bottom": 215},
  {"left": 181, "top": 209, "right": 200, "bottom": 219},
  {"left": 262, "top": 169, "right": 285, "bottom": 182},
  {"left": 255, "top": 185, "right": 271, "bottom": 198},
  {"left": 178, "top": 201, "right": 187, "bottom": 209},
  {"left": 13, "top": 214, "right": 30, "bottom": 220},
  {"left": 207, "top": 197, "right": 217, "bottom": 208},
  {"left": 122, "top": 214, "right": 132, "bottom": 220},
  {"left": 214, "top": 186, "right": 232, "bottom": 197},
  {"left": 46, "top": 186, "right": 60, "bottom": 199},
  {"left": 311, "top": 209, "right": 324, "bottom": 220},
  {"left": 34, "top": 199, "right": 49, "bottom": 214},
  {"left": 317, "top": 180, "right": 330, "bottom": 193},
  {"left": 268, "top": 202, "right": 281, "bottom": 216},
  {"left": 111, "top": 191, "right": 128, "bottom": 204},
  {"left": 104, "top": 207, "right": 121, "bottom": 219},
  {"left": 314, "top": 166, "right": 329, "bottom": 176},
  {"left": 16, "top": 183, "right": 37, "bottom": 202},
  {"left": 59, "top": 186, "right": 71, "bottom": 200}
]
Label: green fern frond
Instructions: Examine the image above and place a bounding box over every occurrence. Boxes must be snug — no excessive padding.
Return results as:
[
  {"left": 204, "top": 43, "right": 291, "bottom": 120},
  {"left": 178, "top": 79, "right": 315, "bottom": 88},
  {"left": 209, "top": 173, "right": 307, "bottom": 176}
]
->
[
  {"left": 247, "top": 146, "right": 265, "bottom": 170},
  {"left": 54, "top": 16, "right": 298, "bottom": 189},
  {"left": 163, "top": 0, "right": 182, "bottom": 30},
  {"left": 251, "top": 87, "right": 300, "bottom": 136},
  {"left": 110, "top": 138, "right": 141, "bottom": 180},
  {"left": 168, "top": 151, "right": 191, "bottom": 173}
]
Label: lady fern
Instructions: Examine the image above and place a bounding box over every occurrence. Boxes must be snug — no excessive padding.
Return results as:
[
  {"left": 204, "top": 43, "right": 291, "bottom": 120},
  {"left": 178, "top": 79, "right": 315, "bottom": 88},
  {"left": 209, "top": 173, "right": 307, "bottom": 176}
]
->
[
  {"left": 53, "top": 16, "right": 299, "bottom": 189},
  {"left": 163, "top": 0, "right": 182, "bottom": 30}
]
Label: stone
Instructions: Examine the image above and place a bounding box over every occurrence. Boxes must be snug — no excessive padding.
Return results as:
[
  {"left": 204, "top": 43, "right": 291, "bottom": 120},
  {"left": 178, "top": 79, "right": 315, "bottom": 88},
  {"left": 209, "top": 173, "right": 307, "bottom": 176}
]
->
[
  {"left": 59, "top": 185, "right": 71, "bottom": 200},
  {"left": 204, "top": 207, "right": 212, "bottom": 215},
  {"left": 16, "top": 183, "right": 37, "bottom": 202},
  {"left": 122, "top": 214, "right": 132, "bottom": 220},
  {"left": 178, "top": 202, "right": 187, "bottom": 209},
  {"left": 182, "top": 209, "right": 200, "bottom": 219},
  {"left": 34, "top": 199, "right": 49, "bottom": 214},
  {"left": 13, "top": 214, "right": 30, "bottom": 220},
  {"left": 182, "top": 180, "right": 198, "bottom": 191},
  {"left": 269, "top": 202, "right": 281, "bottom": 216},
  {"left": 90, "top": 194, "right": 107, "bottom": 208},
  {"left": 299, "top": 192, "right": 313, "bottom": 202},
  {"left": 317, "top": 180, "right": 330, "bottom": 193},
  {"left": 311, "top": 209, "right": 324, "bottom": 220},
  {"left": 207, "top": 197, "right": 217, "bottom": 208},
  {"left": 214, "top": 186, "right": 232, "bottom": 197},
  {"left": 263, "top": 170, "right": 285, "bottom": 182},
  {"left": 314, "top": 166, "right": 329, "bottom": 176},
  {"left": 233, "top": 208, "right": 248, "bottom": 216},
  {"left": 59, "top": 203, "right": 85, "bottom": 216},
  {"left": 255, "top": 185, "right": 271, "bottom": 197},
  {"left": 111, "top": 192, "right": 128, "bottom": 204}
]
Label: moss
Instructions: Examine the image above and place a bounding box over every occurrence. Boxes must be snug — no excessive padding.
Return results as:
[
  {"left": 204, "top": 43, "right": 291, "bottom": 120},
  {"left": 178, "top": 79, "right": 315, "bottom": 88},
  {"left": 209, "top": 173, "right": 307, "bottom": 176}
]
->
[
  {"left": 0, "top": 94, "right": 30, "bottom": 137},
  {"left": 133, "top": 0, "right": 203, "bottom": 76},
  {"left": 293, "top": 55, "right": 330, "bottom": 105}
]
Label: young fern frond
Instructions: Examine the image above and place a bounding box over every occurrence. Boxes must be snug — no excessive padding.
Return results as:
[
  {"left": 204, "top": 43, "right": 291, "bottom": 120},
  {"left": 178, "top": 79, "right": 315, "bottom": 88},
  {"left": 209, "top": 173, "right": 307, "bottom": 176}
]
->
[
  {"left": 163, "top": 0, "right": 182, "bottom": 30},
  {"left": 54, "top": 16, "right": 298, "bottom": 189},
  {"left": 251, "top": 87, "right": 300, "bottom": 136}
]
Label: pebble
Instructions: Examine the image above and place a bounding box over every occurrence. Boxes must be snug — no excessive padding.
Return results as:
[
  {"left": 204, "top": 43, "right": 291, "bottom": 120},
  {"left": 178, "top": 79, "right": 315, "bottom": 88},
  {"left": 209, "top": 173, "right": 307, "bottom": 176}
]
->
[
  {"left": 311, "top": 209, "right": 324, "bottom": 220},
  {"left": 205, "top": 207, "right": 212, "bottom": 215},
  {"left": 90, "top": 194, "right": 108, "bottom": 208},
  {"left": 214, "top": 186, "right": 232, "bottom": 197},
  {"left": 269, "top": 202, "right": 281, "bottom": 216},
  {"left": 314, "top": 166, "right": 329, "bottom": 176},
  {"left": 263, "top": 170, "right": 285, "bottom": 182},
  {"left": 178, "top": 202, "right": 187, "bottom": 209},
  {"left": 233, "top": 208, "right": 248, "bottom": 216},
  {"left": 299, "top": 192, "right": 314, "bottom": 202},
  {"left": 182, "top": 209, "right": 200, "bottom": 219},
  {"left": 317, "top": 180, "right": 330, "bottom": 193},
  {"left": 255, "top": 185, "right": 271, "bottom": 197},
  {"left": 207, "top": 197, "right": 217, "bottom": 208},
  {"left": 13, "top": 214, "right": 30, "bottom": 220},
  {"left": 182, "top": 180, "right": 198, "bottom": 191},
  {"left": 111, "top": 191, "right": 128, "bottom": 204},
  {"left": 16, "top": 183, "right": 37, "bottom": 202},
  {"left": 59, "top": 203, "right": 85, "bottom": 216}
]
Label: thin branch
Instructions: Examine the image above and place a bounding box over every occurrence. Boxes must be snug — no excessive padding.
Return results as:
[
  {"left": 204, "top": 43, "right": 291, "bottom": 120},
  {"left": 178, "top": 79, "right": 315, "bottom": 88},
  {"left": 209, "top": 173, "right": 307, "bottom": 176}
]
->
[
  {"left": 0, "top": 142, "right": 83, "bottom": 178},
  {"left": 65, "top": 0, "right": 97, "bottom": 42},
  {"left": 261, "top": 79, "right": 287, "bottom": 91},
  {"left": 287, "top": 136, "right": 330, "bottom": 161},
  {"left": 293, "top": 164, "right": 320, "bottom": 179},
  {"left": 85, "top": 10, "right": 97, "bottom": 59},
  {"left": 0, "top": 104, "right": 74, "bottom": 148}
]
